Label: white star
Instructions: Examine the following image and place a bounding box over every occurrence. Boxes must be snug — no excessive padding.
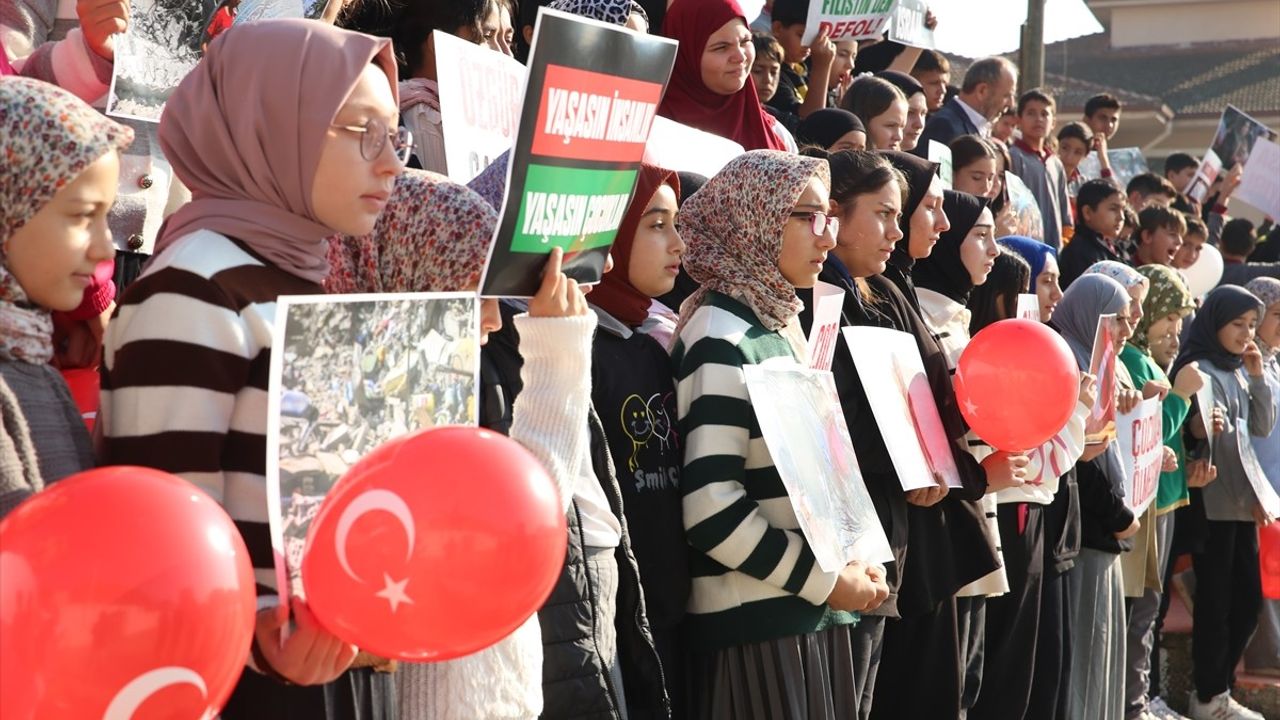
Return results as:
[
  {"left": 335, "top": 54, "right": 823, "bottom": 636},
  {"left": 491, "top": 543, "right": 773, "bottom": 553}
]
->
[
  {"left": 962, "top": 395, "right": 978, "bottom": 417},
  {"left": 375, "top": 573, "right": 414, "bottom": 613}
]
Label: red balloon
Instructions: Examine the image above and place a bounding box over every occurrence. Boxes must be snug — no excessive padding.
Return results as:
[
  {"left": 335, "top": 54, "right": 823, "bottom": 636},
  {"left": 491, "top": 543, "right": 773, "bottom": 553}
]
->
[
  {"left": 1262, "top": 521, "right": 1280, "bottom": 600},
  {"left": 0, "top": 467, "right": 256, "bottom": 720},
  {"left": 954, "top": 318, "right": 1081, "bottom": 452},
  {"left": 303, "top": 426, "right": 567, "bottom": 661}
]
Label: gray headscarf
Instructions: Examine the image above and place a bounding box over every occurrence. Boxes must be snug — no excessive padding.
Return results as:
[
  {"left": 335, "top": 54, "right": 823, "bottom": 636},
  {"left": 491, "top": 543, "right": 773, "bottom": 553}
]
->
[{"left": 1053, "top": 273, "right": 1130, "bottom": 370}]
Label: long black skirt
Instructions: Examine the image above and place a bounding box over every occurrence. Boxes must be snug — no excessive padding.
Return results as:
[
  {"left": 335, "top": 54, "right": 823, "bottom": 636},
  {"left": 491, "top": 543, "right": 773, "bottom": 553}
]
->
[{"left": 220, "top": 667, "right": 396, "bottom": 720}]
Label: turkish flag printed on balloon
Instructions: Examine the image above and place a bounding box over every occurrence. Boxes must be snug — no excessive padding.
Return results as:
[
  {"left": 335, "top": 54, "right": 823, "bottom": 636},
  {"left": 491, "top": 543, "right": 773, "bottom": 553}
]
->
[{"left": 303, "top": 427, "right": 568, "bottom": 661}]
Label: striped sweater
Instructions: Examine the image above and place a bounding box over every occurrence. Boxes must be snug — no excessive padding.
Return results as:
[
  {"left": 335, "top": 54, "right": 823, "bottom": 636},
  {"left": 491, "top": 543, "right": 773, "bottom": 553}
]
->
[
  {"left": 673, "top": 291, "right": 852, "bottom": 651},
  {"left": 101, "top": 230, "right": 320, "bottom": 603}
]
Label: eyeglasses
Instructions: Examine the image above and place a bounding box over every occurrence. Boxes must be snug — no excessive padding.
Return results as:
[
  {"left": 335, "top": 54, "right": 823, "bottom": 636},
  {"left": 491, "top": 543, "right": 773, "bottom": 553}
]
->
[
  {"left": 332, "top": 118, "right": 413, "bottom": 164},
  {"left": 790, "top": 211, "right": 839, "bottom": 237}
]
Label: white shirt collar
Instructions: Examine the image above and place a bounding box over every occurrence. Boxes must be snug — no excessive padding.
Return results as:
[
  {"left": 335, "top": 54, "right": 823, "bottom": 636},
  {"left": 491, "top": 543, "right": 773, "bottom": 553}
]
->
[{"left": 956, "top": 97, "right": 993, "bottom": 138}]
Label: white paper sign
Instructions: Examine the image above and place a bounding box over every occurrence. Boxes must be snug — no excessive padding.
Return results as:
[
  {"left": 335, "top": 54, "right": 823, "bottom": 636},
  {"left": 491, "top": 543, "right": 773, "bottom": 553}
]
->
[
  {"left": 643, "top": 116, "right": 745, "bottom": 179},
  {"left": 889, "top": 0, "right": 935, "bottom": 48},
  {"left": 806, "top": 281, "right": 846, "bottom": 371},
  {"left": 744, "top": 365, "right": 893, "bottom": 571},
  {"left": 1236, "top": 137, "right": 1280, "bottom": 221},
  {"left": 929, "top": 140, "right": 953, "bottom": 189},
  {"left": 1194, "top": 370, "right": 1215, "bottom": 463},
  {"left": 434, "top": 30, "right": 526, "bottom": 183},
  {"left": 1015, "top": 294, "right": 1040, "bottom": 321},
  {"left": 1076, "top": 147, "right": 1149, "bottom": 190},
  {"left": 801, "top": 0, "right": 897, "bottom": 45},
  {"left": 1237, "top": 418, "right": 1280, "bottom": 522},
  {"left": 844, "top": 326, "right": 962, "bottom": 491},
  {"left": 1116, "top": 396, "right": 1163, "bottom": 515}
]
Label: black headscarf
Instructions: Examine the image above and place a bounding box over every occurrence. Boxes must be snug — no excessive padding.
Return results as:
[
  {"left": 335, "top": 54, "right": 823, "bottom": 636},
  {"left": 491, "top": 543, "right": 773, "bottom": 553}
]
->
[
  {"left": 914, "top": 190, "right": 991, "bottom": 305},
  {"left": 1171, "top": 284, "right": 1264, "bottom": 376},
  {"left": 796, "top": 109, "right": 865, "bottom": 150},
  {"left": 876, "top": 70, "right": 925, "bottom": 99},
  {"left": 878, "top": 150, "right": 941, "bottom": 310}
]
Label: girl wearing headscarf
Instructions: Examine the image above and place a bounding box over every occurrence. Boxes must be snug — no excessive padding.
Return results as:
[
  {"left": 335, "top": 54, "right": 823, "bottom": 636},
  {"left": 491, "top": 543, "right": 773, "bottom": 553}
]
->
[
  {"left": 674, "top": 150, "right": 886, "bottom": 719},
  {"left": 658, "top": 0, "right": 787, "bottom": 151},
  {"left": 1172, "top": 286, "right": 1274, "bottom": 720},
  {"left": 1000, "top": 235, "right": 1063, "bottom": 324},
  {"left": 100, "top": 19, "right": 404, "bottom": 718},
  {"left": 1052, "top": 274, "right": 1139, "bottom": 720},
  {"left": 0, "top": 78, "right": 130, "bottom": 517},
  {"left": 585, "top": 164, "right": 691, "bottom": 714},
  {"left": 796, "top": 108, "right": 866, "bottom": 153},
  {"left": 327, "top": 169, "right": 624, "bottom": 719},
  {"left": 1243, "top": 276, "right": 1280, "bottom": 678},
  {"left": 1117, "top": 264, "right": 1201, "bottom": 720},
  {"left": 874, "top": 71, "right": 926, "bottom": 153}
]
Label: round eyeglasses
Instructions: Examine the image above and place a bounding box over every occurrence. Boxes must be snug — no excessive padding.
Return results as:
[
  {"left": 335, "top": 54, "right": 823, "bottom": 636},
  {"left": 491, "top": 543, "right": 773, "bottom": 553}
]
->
[{"left": 332, "top": 117, "right": 414, "bottom": 165}]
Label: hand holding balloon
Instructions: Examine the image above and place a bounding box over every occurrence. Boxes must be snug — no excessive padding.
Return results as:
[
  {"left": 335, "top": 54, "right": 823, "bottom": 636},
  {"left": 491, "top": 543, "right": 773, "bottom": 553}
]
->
[
  {"left": 981, "top": 451, "right": 1030, "bottom": 492},
  {"left": 254, "top": 599, "right": 357, "bottom": 686}
]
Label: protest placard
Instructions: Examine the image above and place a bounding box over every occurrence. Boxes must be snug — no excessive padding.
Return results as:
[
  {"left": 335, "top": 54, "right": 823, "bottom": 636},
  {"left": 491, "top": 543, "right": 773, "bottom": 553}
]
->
[
  {"left": 889, "top": 0, "right": 935, "bottom": 48},
  {"left": 266, "top": 293, "right": 479, "bottom": 620},
  {"left": 1005, "top": 171, "right": 1045, "bottom": 242},
  {"left": 434, "top": 30, "right": 526, "bottom": 183},
  {"left": 234, "top": 0, "right": 331, "bottom": 23},
  {"left": 1015, "top": 294, "right": 1040, "bottom": 321},
  {"left": 801, "top": 0, "right": 897, "bottom": 45},
  {"left": 1189, "top": 106, "right": 1276, "bottom": 203},
  {"left": 643, "top": 116, "right": 745, "bottom": 179},
  {"left": 806, "top": 281, "right": 846, "bottom": 371},
  {"left": 743, "top": 365, "right": 892, "bottom": 571},
  {"left": 1085, "top": 314, "right": 1120, "bottom": 444},
  {"left": 1235, "top": 137, "right": 1280, "bottom": 220},
  {"left": 1076, "top": 148, "right": 1149, "bottom": 190},
  {"left": 480, "top": 9, "right": 677, "bottom": 297},
  {"left": 1116, "top": 396, "right": 1163, "bottom": 515},
  {"left": 844, "top": 326, "right": 962, "bottom": 491},
  {"left": 1236, "top": 418, "right": 1280, "bottom": 522},
  {"left": 929, "top": 140, "right": 953, "bottom": 189}
]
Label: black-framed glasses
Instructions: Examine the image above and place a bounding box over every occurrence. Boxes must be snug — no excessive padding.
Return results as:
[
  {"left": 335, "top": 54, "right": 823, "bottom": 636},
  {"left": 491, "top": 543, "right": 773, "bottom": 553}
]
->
[
  {"left": 332, "top": 118, "right": 413, "bottom": 164},
  {"left": 790, "top": 211, "right": 839, "bottom": 237}
]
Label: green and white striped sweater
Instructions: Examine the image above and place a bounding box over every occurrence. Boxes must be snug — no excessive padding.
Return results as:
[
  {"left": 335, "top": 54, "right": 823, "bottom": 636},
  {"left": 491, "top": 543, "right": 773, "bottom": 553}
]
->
[{"left": 672, "top": 291, "right": 855, "bottom": 651}]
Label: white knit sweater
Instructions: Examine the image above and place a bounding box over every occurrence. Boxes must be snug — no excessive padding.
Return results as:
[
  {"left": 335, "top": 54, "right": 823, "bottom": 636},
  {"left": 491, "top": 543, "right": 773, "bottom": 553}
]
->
[{"left": 397, "top": 311, "right": 597, "bottom": 720}]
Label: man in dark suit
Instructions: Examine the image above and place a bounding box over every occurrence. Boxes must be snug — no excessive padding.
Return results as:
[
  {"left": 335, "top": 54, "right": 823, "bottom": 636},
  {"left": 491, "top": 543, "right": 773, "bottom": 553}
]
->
[{"left": 914, "top": 56, "right": 1018, "bottom": 156}]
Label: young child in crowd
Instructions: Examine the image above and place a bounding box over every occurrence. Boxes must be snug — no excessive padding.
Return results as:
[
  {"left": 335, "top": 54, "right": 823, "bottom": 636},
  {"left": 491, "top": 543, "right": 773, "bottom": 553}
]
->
[
  {"left": 765, "top": 0, "right": 834, "bottom": 122},
  {"left": 1083, "top": 93, "right": 1122, "bottom": 146},
  {"left": 992, "top": 107, "right": 1018, "bottom": 144},
  {"left": 750, "top": 31, "right": 798, "bottom": 133},
  {"left": 1056, "top": 121, "right": 1094, "bottom": 200},
  {"left": 910, "top": 48, "right": 950, "bottom": 113},
  {"left": 796, "top": 108, "right": 867, "bottom": 152},
  {"left": 1009, "top": 88, "right": 1073, "bottom": 249},
  {"left": 0, "top": 78, "right": 128, "bottom": 516},
  {"left": 1059, "top": 179, "right": 1127, "bottom": 287},
  {"left": 1127, "top": 173, "right": 1179, "bottom": 211},
  {"left": 1173, "top": 214, "right": 1209, "bottom": 272},
  {"left": 1133, "top": 205, "right": 1187, "bottom": 268}
]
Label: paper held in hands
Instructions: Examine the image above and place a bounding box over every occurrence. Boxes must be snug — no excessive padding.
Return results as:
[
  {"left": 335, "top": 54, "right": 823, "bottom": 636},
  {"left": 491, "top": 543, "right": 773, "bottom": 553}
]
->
[
  {"left": 743, "top": 364, "right": 892, "bottom": 572},
  {"left": 1015, "top": 294, "right": 1040, "bottom": 322},
  {"left": 1085, "top": 314, "right": 1120, "bottom": 445},
  {"left": 843, "top": 326, "right": 962, "bottom": 491},
  {"left": 478, "top": 9, "right": 677, "bottom": 297},
  {"left": 1116, "top": 396, "right": 1163, "bottom": 515},
  {"left": 433, "top": 30, "right": 526, "bottom": 183},
  {"left": 1236, "top": 418, "right": 1280, "bottom": 523},
  {"left": 805, "top": 281, "right": 846, "bottom": 371},
  {"left": 1194, "top": 371, "right": 1215, "bottom": 464},
  {"left": 265, "top": 292, "right": 480, "bottom": 636}
]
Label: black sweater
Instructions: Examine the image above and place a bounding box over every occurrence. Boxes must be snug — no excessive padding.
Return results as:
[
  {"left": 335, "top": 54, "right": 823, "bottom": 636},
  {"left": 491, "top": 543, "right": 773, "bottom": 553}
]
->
[{"left": 1058, "top": 224, "right": 1123, "bottom": 289}]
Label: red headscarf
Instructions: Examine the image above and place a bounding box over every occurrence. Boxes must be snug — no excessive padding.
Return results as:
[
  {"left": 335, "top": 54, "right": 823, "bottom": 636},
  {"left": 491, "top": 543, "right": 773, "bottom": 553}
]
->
[
  {"left": 590, "top": 164, "right": 680, "bottom": 327},
  {"left": 659, "top": 0, "right": 785, "bottom": 151},
  {"left": 0, "top": 38, "right": 16, "bottom": 76}
]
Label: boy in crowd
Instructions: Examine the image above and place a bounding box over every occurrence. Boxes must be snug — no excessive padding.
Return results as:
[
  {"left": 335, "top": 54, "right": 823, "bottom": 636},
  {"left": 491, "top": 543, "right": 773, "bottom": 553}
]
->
[
  {"left": 992, "top": 107, "right": 1017, "bottom": 144},
  {"left": 1173, "top": 214, "right": 1209, "bottom": 271},
  {"left": 1220, "top": 219, "right": 1280, "bottom": 285},
  {"left": 1059, "top": 179, "right": 1127, "bottom": 287},
  {"left": 911, "top": 48, "right": 950, "bottom": 113},
  {"left": 1165, "top": 152, "right": 1202, "bottom": 215},
  {"left": 1083, "top": 92, "right": 1122, "bottom": 144},
  {"left": 1132, "top": 205, "right": 1186, "bottom": 267},
  {"left": 1057, "top": 121, "right": 1098, "bottom": 198},
  {"left": 827, "top": 39, "right": 856, "bottom": 107},
  {"left": 767, "top": 0, "right": 835, "bottom": 121},
  {"left": 1126, "top": 173, "right": 1178, "bottom": 210},
  {"left": 751, "top": 32, "right": 801, "bottom": 133},
  {"left": 1009, "top": 88, "right": 1073, "bottom": 248}
]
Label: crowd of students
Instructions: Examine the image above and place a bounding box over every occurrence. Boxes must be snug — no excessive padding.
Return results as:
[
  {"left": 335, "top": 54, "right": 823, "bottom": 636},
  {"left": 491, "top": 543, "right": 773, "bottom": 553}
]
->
[{"left": 2, "top": 0, "right": 1279, "bottom": 719}]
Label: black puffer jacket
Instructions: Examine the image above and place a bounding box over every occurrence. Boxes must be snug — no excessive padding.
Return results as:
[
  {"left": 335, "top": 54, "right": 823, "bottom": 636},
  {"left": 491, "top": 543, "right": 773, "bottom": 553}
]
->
[{"left": 481, "top": 304, "right": 670, "bottom": 720}]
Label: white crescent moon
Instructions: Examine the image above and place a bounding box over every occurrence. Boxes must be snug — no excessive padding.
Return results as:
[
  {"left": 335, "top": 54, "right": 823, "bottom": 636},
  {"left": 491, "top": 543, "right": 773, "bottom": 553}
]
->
[
  {"left": 102, "top": 666, "right": 208, "bottom": 720},
  {"left": 334, "top": 488, "right": 416, "bottom": 584}
]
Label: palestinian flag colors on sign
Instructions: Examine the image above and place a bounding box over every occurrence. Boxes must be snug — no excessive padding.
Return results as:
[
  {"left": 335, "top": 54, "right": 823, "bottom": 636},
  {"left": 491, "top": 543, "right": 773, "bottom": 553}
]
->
[{"left": 480, "top": 8, "right": 677, "bottom": 297}]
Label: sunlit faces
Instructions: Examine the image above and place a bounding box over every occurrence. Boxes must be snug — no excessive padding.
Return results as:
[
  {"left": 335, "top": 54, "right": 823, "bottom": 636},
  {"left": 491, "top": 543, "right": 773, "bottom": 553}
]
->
[
  {"left": 1018, "top": 100, "right": 1054, "bottom": 144},
  {"left": 953, "top": 156, "right": 997, "bottom": 199},
  {"left": 981, "top": 66, "right": 1018, "bottom": 120},
  {"left": 772, "top": 22, "right": 808, "bottom": 64},
  {"left": 1123, "top": 282, "right": 1148, "bottom": 338},
  {"left": 627, "top": 183, "right": 685, "bottom": 297},
  {"left": 1035, "top": 253, "right": 1063, "bottom": 322},
  {"left": 829, "top": 130, "right": 867, "bottom": 152},
  {"left": 901, "top": 93, "right": 927, "bottom": 152},
  {"left": 831, "top": 178, "right": 904, "bottom": 277},
  {"left": 1087, "top": 107, "right": 1120, "bottom": 139},
  {"left": 4, "top": 151, "right": 119, "bottom": 312},
  {"left": 312, "top": 64, "right": 402, "bottom": 237},
  {"left": 750, "top": 56, "right": 781, "bottom": 103},
  {"left": 495, "top": 3, "right": 515, "bottom": 56},
  {"left": 1217, "top": 309, "right": 1259, "bottom": 355},
  {"left": 1167, "top": 166, "right": 1196, "bottom": 194},
  {"left": 867, "top": 98, "right": 907, "bottom": 150},
  {"left": 779, "top": 177, "right": 837, "bottom": 288},
  {"left": 1139, "top": 226, "right": 1183, "bottom": 266},
  {"left": 993, "top": 112, "right": 1018, "bottom": 143},
  {"left": 915, "top": 69, "right": 949, "bottom": 112},
  {"left": 907, "top": 174, "right": 948, "bottom": 259},
  {"left": 1146, "top": 313, "right": 1183, "bottom": 367},
  {"left": 1173, "top": 232, "right": 1205, "bottom": 270},
  {"left": 960, "top": 207, "right": 998, "bottom": 285},
  {"left": 829, "top": 40, "right": 856, "bottom": 91},
  {"left": 1257, "top": 301, "right": 1280, "bottom": 350},
  {"left": 1057, "top": 136, "right": 1089, "bottom": 175},
  {"left": 1083, "top": 192, "right": 1126, "bottom": 239},
  {"left": 702, "top": 19, "right": 753, "bottom": 96}
]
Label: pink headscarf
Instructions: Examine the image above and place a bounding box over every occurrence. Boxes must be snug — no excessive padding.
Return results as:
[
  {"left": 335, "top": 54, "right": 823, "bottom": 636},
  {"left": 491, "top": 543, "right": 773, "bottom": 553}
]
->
[
  {"left": 0, "top": 38, "right": 15, "bottom": 77},
  {"left": 155, "top": 19, "right": 398, "bottom": 284}
]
